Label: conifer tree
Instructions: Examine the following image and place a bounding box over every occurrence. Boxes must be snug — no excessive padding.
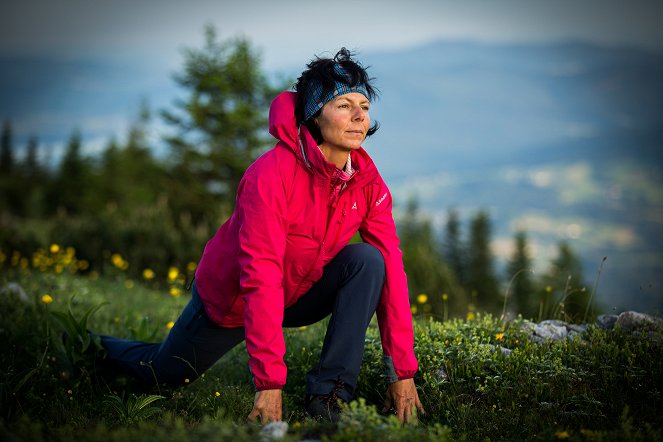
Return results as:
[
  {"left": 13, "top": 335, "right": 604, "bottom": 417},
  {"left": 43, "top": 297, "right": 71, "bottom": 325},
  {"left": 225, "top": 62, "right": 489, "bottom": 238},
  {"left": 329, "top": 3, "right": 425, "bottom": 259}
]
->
[
  {"left": 162, "top": 25, "right": 282, "bottom": 223},
  {"left": 541, "top": 241, "right": 589, "bottom": 321},
  {"left": 0, "top": 121, "right": 13, "bottom": 176},
  {"left": 506, "top": 230, "right": 536, "bottom": 318},
  {"left": 444, "top": 207, "right": 466, "bottom": 285},
  {"left": 466, "top": 210, "right": 500, "bottom": 313}
]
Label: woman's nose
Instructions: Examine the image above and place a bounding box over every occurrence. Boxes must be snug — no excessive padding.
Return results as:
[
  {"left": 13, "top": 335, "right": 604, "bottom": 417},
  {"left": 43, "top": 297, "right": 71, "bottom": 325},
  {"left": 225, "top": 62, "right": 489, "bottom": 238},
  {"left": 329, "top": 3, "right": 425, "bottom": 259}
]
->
[{"left": 352, "top": 106, "right": 365, "bottom": 120}]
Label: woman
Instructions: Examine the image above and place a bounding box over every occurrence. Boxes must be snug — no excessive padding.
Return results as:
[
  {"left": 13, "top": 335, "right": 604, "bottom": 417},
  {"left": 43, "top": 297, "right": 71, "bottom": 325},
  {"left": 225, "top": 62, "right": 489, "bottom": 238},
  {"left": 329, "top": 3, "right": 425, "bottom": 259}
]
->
[{"left": 99, "top": 48, "right": 424, "bottom": 424}]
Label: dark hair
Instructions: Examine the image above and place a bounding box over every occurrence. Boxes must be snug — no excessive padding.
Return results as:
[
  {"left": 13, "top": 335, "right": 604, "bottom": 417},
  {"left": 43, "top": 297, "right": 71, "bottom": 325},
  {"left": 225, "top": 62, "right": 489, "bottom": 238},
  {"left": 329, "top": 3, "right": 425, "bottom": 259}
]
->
[{"left": 294, "top": 48, "right": 380, "bottom": 144}]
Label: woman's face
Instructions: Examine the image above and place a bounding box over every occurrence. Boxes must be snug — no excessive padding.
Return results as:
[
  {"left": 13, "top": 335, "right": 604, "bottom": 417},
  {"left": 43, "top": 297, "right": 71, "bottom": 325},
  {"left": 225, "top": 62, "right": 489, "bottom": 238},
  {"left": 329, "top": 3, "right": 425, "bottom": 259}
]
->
[{"left": 315, "top": 92, "right": 370, "bottom": 152}]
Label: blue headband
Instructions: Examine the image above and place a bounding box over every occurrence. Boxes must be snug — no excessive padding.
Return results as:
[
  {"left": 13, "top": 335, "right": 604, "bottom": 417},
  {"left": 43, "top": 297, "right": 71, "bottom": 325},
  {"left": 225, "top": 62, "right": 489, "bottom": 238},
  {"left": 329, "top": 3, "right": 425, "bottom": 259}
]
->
[{"left": 303, "top": 64, "right": 369, "bottom": 121}]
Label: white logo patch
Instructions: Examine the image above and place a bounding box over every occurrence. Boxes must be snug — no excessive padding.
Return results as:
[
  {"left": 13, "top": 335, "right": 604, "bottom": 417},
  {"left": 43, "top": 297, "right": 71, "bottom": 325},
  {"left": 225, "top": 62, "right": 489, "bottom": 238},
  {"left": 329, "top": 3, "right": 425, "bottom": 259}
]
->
[
  {"left": 375, "top": 192, "right": 388, "bottom": 207},
  {"left": 351, "top": 202, "right": 357, "bottom": 210}
]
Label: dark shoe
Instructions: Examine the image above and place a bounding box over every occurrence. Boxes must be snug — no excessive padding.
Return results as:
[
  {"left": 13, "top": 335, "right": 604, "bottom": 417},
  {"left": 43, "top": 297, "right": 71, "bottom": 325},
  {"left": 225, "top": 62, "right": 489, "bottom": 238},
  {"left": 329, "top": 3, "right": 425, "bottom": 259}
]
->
[{"left": 304, "top": 379, "right": 347, "bottom": 423}]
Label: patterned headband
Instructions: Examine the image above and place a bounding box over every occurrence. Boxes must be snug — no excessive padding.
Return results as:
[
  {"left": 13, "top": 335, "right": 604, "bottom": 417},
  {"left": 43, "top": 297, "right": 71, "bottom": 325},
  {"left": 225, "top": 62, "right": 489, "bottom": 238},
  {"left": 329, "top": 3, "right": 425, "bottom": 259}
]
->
[{"left": 303, "top": 64, "right": 369, "bottom": 121}]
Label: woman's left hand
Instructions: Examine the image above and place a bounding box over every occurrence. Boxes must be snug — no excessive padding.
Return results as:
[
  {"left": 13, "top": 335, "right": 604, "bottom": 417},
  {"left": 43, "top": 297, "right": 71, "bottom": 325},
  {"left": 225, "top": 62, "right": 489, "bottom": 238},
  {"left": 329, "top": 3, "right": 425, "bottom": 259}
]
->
[{"left": 382, "top": 378, "right": 425, "bottom": 424}]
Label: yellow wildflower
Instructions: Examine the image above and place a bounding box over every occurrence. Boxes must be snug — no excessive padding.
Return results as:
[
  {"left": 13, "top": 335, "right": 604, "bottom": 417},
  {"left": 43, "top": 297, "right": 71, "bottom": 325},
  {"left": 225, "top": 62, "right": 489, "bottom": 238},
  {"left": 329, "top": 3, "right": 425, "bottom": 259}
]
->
[
  {"left": 143, "top": 268, "right": 155, "bottom": 280},
  {"left": 187, "top": 261, "right": 197, "bottom": 273},
  {"left": 411, "top": 306, "right": 417, "bottom": 314},
  {"left": 41, "top": 294, "right": 53, "bottom": 305},
  {"left": 416, "top": 294, "right": 428, "bottom": 304},
  {"left": 50, "top": 244, "right": 60, "bottom": 254},
  {"left": 466, "top": 312, "right": 476, "bottom": 321},
  {"left": 215, "top": 391, "right": 221, "bottom": 397},
  {"left": 495, "top": 333, "right": 505, "bottom": 341},
  {"left": 169, "top": 287, "right": 182, "bottom": 297},
  {"left": 124, "top": 279, "right": 134, "bottom": 289},
  {"left": 67, "top": 389, "right": 73, "bottom": 395},
  {"left": 442, "top": 293, "right": 448, "bottom": 301},
  {"left": 298, "top": 326, "right": 307, "bottom": 331},
  {"left": 545, "top": 286, "right": 553, "bottom": 294},
  {"left": 554, "top": 430, "right": 570, "bottom": 439},
  {"left": 111, "top": 253, "right": 124, "bottom": 268},
  {"left": 184, "top": 378, "right": 190, "bottom": 384},
  {"left": 77, "top": 260, "right": 90, "bottom": 271},
  {"left": 168, "top": 266, "right": 179, "bottom": 282},
  {"left": 167, "top": 321, "right": 175, "bottom": 329}
]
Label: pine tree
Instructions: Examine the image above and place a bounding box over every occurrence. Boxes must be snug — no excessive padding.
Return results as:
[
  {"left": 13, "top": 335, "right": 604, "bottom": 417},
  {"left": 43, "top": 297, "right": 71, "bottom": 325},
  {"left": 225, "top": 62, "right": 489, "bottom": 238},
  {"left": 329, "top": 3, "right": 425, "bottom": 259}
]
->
[
  {"left": 466, "top": 210, "right": 500, "bottom": 313},
  {"left": 505, "top": 231, "right": 536, "bottom": 319},
  {"left": 0, "top": 121, "right": 13, "bottom": 176},
  {"left": 399, "top": 196, "right": 466, "bottom": 318},
  {"left": 51, "top": 130, "right": 88, "bottom": 214},
  {"left": 162, "top": 25, "right": 283, "bottom": 222},
  {"left": 541, "top": 241, "right": 589, "bottom": 321},
  {"left": 444, "top": 207, "right": 466, "bottom": 285}
]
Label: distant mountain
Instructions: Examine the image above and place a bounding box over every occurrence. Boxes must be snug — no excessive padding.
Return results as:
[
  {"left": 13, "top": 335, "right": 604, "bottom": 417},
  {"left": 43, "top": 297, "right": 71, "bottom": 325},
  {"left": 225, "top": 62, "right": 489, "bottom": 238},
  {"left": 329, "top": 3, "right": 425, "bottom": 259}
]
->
[
  {"left": 1, "top": 40, "right": 662, "bottom": 313},
  {"left": 359, "top": 41, "right": 663, "bottom": 314}
]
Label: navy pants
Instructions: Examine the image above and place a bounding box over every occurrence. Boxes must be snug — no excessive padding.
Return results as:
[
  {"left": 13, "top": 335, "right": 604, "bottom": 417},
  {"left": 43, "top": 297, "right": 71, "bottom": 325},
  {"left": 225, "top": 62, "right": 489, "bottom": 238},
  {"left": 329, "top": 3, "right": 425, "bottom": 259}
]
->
[{"left": 100, "top": 243, "right": 385, "bottom": 401}]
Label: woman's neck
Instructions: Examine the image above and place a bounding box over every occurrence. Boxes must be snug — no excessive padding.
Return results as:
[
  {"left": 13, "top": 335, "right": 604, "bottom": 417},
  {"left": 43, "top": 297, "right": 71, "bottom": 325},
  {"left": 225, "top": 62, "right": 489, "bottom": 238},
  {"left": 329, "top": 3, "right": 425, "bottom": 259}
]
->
[{"left": 319, "top": 144, "right": 350, "bottom": 169}]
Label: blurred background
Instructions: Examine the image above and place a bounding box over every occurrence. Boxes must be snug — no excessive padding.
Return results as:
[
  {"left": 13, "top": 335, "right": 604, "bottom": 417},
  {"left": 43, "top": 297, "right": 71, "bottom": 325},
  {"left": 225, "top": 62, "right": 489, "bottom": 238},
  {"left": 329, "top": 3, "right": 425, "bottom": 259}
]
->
[{"left": 1, "top": 0, "right": 662, "bottom": 319}]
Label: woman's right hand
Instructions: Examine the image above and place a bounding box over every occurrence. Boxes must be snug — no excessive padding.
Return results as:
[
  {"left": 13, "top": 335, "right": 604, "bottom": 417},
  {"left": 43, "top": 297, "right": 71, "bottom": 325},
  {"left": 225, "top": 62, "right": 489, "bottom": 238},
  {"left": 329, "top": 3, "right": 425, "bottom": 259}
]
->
[{"left": 247, "top": 389, "right": 282, "bottom": 423}]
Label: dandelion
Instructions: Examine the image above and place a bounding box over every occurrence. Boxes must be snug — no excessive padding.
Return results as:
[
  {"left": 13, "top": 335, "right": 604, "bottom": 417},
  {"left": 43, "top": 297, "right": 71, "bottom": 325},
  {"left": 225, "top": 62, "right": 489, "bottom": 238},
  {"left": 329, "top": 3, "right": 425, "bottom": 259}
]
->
[
  {"left": 168, "top": 266, "right": 179, "bottom": 282},
  {"left": 466, "top": 312, "right": 475, "bottom": 321},
  {"left": 124, "top": 279, "right": 135, "bottom": 289},
  {"left": 545, "top": 286, "right": 553, "bottom": 294},
  {"left": 411, "top": 306, "right": 417, "bottom": 314},
  {"left": 184, "top": 378, "right": 190, "bottom": 384},
  {"left": 442, "top": 293, "right": 448, "bottom": 301},
  {"left": 143, "top": 268, "right": 155, "bottom": 280},
  {"left": 298, "top": 326, "right": 307, "bottom": 331},
  {"left": 41, "top": 294, "right": 53, "bottom": 305},
  {"left": 169, "top": 287, "right": 182, "bottom": 297},
  {"left": 167, "top": 321, "right": 175, "bottom": 329},
  {"left": 111, "top": 253, "right": 124, "bottom": 268},
  {"left": 215, "top": 391, "right": 221, "bottom": 397},
  {"left": 50, "top": 243, "right": 60, "bottom": 254},
  {"left": 67, "top": 389, "right": 73, "bottom": 395},
  {"left": 187, "top": 261, "right": 197, "bottom": 273},
  {"left": 416, "top": 293, "right": 428, "bottom": 304},
  {"left": 554, "top": 430, "right": 570, "bottom": 439},
  {"left": 495, "top": 332, "right": 505, "bottom": 341}
]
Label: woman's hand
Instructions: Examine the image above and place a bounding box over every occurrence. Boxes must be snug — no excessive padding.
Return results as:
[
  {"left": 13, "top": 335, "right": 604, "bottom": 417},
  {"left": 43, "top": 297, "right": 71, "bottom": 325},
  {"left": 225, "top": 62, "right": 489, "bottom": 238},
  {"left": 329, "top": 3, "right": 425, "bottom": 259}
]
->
[
  {"left": 382, "top": 378, "right": 425, "bottom": 424},
  {"left": 247, "top": 389, "right": 282, "bottom": 423}
]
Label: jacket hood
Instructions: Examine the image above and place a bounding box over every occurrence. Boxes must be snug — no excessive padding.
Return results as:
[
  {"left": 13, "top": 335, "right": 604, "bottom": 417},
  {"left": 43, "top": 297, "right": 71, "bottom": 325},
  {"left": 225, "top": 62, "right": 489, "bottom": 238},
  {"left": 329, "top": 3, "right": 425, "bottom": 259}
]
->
[{"left": 268, "top": 91, "right": 378, "bottom": 183}]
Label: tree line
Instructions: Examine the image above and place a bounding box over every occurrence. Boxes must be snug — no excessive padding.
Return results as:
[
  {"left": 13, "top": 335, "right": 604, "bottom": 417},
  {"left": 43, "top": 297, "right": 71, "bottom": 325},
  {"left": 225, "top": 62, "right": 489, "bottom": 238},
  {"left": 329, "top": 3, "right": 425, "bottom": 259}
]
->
[{"left": 0, "top": 26, "right": 592, "bottom": 321}]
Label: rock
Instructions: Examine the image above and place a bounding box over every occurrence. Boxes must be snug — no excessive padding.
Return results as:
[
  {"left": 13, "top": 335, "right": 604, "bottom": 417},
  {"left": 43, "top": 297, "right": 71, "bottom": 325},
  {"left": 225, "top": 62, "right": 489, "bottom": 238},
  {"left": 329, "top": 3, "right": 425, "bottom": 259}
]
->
[
  {"left": 260, "top": 421, "right": 288, "bottom": 440},
  {"left": 498, "top": 346, "right": 513, "bottom": 357},
  {"left": 534, "top": 321, "right": 569, "bottom": 341},
  {"left": 615, "top": 311, "right": 663, "bottom": 332},
  {"left": 435, "top": 365, "right": 449, "bottom": 381},
  {"left": 0, "top": 282, "right": 29, "bottom": 303},
  {"left": 596, "top": 314, "right": 618, "bottom": 330}
]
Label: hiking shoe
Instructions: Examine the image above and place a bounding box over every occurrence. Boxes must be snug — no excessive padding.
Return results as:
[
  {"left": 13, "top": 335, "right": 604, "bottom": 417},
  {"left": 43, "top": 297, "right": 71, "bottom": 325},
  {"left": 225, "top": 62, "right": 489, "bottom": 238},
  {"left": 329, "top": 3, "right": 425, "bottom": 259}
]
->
[{"left": 304, "top": 379, "right": 347, "bottom": 423}]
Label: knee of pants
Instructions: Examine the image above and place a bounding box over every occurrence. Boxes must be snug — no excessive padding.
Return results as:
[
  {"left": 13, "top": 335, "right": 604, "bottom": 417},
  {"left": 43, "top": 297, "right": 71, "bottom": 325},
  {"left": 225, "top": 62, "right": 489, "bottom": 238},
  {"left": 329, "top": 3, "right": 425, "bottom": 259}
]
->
[{"left": 347, "top": 243, "right": 385, "bottom": 281}]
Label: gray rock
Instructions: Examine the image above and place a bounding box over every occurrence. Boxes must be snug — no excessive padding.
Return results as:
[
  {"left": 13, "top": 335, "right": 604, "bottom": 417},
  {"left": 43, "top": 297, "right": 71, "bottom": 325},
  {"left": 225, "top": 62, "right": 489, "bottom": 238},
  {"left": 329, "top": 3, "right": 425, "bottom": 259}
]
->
[
  {"left": 567, "top": 324, "right": 588, "bottom": 334},
  {"left": 498, "top": 346, "right": 513, "bottom": 357},
  {"left": 0, "top": 282, "right": 29, "bottom": 303},
  {"left": 615, "top": 311, "right": 663, "bottom": 332},
  {"left": 435, "top": 365, "right": 449, "bottom": 381},
  {"left": 596, "top": 314, "right": 618, "bottom": 330},
  {"left": 533, "top": 321, "right": 568, "bottom": 341},
  {"left": 261, "top": 421, "right": 288, "bottom": 440}
]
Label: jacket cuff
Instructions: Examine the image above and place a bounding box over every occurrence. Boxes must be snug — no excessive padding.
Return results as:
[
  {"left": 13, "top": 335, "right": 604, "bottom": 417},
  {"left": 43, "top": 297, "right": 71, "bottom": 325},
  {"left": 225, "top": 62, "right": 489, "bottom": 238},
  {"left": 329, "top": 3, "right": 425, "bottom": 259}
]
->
[
  {"left": 255, "top": 383, "right": 285, "bottom": 391},
  {"left": 383, "top": 355, "right": 417, "bottom": 383}
]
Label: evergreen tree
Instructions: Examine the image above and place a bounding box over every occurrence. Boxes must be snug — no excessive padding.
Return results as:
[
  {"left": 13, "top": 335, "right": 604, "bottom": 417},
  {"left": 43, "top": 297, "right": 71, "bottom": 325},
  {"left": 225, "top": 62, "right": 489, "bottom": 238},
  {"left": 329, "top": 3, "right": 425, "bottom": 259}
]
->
[
  {"left": 398, "top": 196, "right": 465, "bottom": 319},
  {"left": 505, "top": 230, "right": 536, "bottom": 318},
  {"left": 162, "top": 25, "right": 282, "bottom": 223},
  {"left": 22, "top": 135, "right": 46, "bottom": 217},
  {"left": 465, "top": 210, "right": 500, "bottom": 313},
  {"left": 444, "top": 207, "right": 466, "bottom": 285},
  {"left": 51, "top": 130, "right": 88, "bottom": 214},
  {"left": 0, "top": 121, "right": 13, "bottom": 175},
  {"left": 541, "top": 241, "right": 589, "bottom": 321}
]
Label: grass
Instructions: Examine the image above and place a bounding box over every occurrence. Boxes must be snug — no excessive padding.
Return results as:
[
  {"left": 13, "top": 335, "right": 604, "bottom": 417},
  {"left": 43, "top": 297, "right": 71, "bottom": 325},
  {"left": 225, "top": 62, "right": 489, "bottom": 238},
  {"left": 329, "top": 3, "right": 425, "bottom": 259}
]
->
[{"left": 1, "top": 266, "right": 662, "bottom": 441}]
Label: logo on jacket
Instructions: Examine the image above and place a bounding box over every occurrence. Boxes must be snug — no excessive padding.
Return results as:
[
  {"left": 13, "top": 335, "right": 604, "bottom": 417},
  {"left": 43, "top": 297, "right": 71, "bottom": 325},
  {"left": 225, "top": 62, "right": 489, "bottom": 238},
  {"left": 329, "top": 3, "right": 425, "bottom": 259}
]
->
[
  {"left": 351, "top": 202, "right": 357, "bottom": 210},
  {"left": 376, "top": 192, "right": 388, "bottom": 207}
]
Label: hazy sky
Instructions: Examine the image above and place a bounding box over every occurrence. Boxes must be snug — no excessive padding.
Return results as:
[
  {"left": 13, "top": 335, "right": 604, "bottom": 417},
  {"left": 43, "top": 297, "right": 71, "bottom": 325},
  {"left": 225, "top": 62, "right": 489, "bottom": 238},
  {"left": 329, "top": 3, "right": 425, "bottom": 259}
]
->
[{"left": 3, "top": 0, "right": 663, "bottom": 70}]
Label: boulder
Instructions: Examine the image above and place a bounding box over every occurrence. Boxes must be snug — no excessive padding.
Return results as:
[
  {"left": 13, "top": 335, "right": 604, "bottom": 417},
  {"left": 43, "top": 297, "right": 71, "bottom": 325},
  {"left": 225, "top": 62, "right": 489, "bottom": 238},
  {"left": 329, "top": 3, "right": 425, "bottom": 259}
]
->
[
  {"left": 596, "top": 314, "right": 618, "bottom": 330},
  {"left": 615, "top": 311, "right": 663, "bottom": 332}
]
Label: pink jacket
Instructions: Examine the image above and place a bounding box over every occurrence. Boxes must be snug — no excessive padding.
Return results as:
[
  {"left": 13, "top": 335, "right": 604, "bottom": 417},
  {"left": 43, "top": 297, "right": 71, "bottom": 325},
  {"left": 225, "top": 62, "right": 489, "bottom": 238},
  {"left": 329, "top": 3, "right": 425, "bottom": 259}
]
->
[{"left": 195, "top": 91, "right": 418, "bottom": 390}]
